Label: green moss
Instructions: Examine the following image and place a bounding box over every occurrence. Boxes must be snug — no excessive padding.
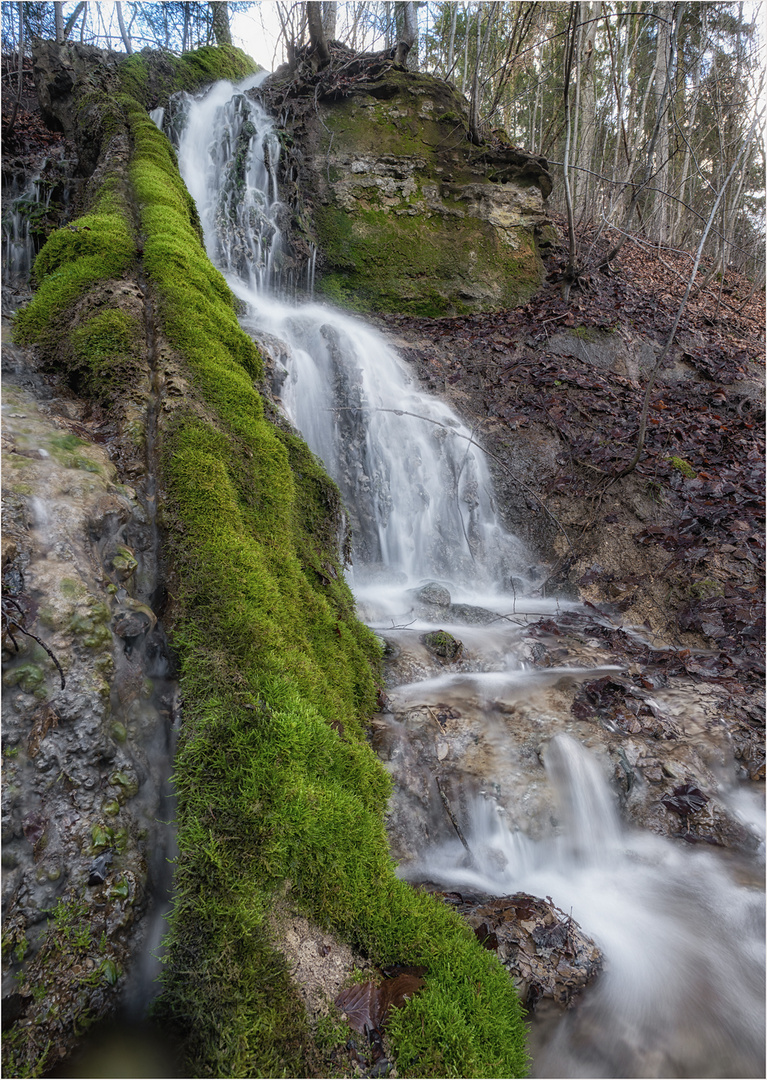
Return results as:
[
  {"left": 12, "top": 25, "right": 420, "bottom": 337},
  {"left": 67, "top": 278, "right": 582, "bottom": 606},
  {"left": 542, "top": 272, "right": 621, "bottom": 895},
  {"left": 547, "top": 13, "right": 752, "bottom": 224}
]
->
[
  {"left": 13, "top": 210, "right": 135, "bottom": 345},
  {"left": 70, "top": 308, "right": 144, "bottom": 400},
  {"left": 2, "top": 663, "right": 46, "bottom": 693},
  {"left": 316, "top": 204, "right": 540, "bottom": 317},
  {"left": 688, "top": 577, "right": 725, "bottom": 599},
  {"left": 571, "top": 325, "right": 601, "bottom": 342},
  {"left": 669, "top": 455, "right": 697, "bottom": 479},
  {"left": 118, "top": 45, "right": 259, "bottom": 107}
]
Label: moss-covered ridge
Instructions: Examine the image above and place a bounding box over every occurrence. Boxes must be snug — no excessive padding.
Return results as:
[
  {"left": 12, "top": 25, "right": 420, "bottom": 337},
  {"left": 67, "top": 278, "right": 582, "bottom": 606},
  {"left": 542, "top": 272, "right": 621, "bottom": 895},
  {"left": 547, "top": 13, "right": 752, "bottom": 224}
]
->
[{"left": 14, "top": 52, "right": 529, "bottom": 1078}]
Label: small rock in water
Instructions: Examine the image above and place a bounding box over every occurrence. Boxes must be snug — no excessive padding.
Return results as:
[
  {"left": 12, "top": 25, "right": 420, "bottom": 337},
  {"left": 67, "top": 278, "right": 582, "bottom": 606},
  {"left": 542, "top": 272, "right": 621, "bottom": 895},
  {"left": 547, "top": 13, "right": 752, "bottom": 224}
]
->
[
  {"left": 87, "top": 851, "right": 113, "bottom": 887},
  {"left": 421, "top": 630, "right": 463, "bottom": 661},
  {"left": 415, "top": 582, "right": 451, "bottom": 606},
  {"left": 435, "top": 890, "right": 602, "bottom": 1010}
]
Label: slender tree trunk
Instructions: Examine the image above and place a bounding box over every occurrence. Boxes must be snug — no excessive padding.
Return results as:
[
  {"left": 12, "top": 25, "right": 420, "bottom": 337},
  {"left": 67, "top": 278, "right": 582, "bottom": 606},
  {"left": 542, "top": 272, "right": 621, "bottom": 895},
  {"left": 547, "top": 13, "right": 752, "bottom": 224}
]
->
[
  {"left": 600, "top": 4, "right": 680, "bottom": 268},
  {"left": 575, "top": 1, "right": 599, "bottom": 220},
  {"left": 561, "top": 3, "right": 580, "bottom": 295},
  {"left": 461, "top": 4, "right": 470, "bottom": 93},
  {"left": 115, "top": 1, "right": 133, "bottom": 54},
  {"left": 307, "top": 1, "right": 331, "bottom": 65},
  {"left": 652, "top": 1, "right": 673, "bottom": 243},
  {"left": 8, "top": 2, "right": 24, "bottom": 135},
  {"left": 447, "top": 2, "right": 458, "bottom": 78},
  {"left": 62, "top": 2, "right": 86, "bottom": 41},
  {"left": 210, "top": 2, "right": 232, "bottom": 47},
  {"left": 54, "top": 1, "right": 65, "bottom": 43},
  {"left": 394, "top": 1, "right": 417, "bottom": 68},
  {"left": 322, "top": 1, "right": 337, "bottom": 39},
  {"left": 672, "top": 35, "right": 701, "bottom": 245}
]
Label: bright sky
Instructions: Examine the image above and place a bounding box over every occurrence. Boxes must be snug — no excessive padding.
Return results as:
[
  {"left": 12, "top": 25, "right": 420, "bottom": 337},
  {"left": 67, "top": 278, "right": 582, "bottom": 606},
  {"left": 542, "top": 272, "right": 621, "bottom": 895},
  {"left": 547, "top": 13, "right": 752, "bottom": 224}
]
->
[{"left": 230, "top": 2, "right": 286, "bottom": 73}]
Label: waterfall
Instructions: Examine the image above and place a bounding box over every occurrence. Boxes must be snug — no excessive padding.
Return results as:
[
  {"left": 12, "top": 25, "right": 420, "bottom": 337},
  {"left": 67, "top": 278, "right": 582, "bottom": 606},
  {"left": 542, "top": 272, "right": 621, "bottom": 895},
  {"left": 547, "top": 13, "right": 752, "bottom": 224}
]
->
[
  {"left": 170, "top": 80, "right": 764, "bottom": 1079},
  {"left": 2, "top": 175, "right": 53, "bottom": 295},
  {"left": 407, "top": 734, "right": 765, "bottom": 1078},
  {"left": 174, "top": 79, "right": 532, "bottom": 600}
]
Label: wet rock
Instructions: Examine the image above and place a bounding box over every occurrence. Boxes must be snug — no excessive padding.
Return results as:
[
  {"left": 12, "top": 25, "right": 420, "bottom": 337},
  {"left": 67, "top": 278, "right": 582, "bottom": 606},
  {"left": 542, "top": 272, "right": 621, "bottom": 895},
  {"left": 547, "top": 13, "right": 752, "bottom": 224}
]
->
[
  {"left": 112, "top": 602, "right": 156, "bottom": 641},
  {"left": 87, "top": 851, "right": 113, "bottom": 886},
  {"left": 421, "top": 630, "right": 463, "bottom": 661},
  {"left": 446, "top": 602, "right": 497, "bottom": 625},
  {"left": 441, "top": 890, "right": 602, "bottom": 1009},
  {"left": 2, "top": 342, "right": 176, "bottom": 1073},
  {"left": 415, "top": 582, "right": 451, "bottom": 607}
]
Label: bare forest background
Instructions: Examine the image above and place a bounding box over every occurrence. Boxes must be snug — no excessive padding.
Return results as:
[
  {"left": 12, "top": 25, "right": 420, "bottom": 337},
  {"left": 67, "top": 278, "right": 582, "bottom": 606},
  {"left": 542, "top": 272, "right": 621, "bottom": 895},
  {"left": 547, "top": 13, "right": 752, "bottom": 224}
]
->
[{"left": 2, "top": 1, "right": 765, "bottom": 290}]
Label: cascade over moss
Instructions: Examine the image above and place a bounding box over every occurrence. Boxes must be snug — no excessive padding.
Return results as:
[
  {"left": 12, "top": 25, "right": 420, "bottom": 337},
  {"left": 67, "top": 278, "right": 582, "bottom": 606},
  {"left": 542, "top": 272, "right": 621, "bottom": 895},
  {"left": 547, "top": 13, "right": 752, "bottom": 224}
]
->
[{"left": 13, "top": 50, "right": 529, "bottom": 1079}]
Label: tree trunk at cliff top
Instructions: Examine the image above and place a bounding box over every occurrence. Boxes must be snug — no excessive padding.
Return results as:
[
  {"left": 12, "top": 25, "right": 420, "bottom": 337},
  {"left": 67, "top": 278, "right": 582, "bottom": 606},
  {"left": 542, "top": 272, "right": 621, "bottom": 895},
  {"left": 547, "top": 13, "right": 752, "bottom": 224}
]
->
[
  {"left": 209, "top": 0, "right": 232, "bottom": 46},
  {"left": 394, "top": 0, "right": 417, "bottom": 67},
  {"left": 307, "top": 0, "right": 331, "bottom": 66}
]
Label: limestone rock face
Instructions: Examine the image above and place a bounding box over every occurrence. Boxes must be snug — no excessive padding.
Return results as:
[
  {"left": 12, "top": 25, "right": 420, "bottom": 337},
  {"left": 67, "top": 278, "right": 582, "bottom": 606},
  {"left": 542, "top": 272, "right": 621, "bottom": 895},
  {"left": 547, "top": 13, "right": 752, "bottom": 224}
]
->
[{"left": 267, "top": 68, "right": 553, "bottom": 316}]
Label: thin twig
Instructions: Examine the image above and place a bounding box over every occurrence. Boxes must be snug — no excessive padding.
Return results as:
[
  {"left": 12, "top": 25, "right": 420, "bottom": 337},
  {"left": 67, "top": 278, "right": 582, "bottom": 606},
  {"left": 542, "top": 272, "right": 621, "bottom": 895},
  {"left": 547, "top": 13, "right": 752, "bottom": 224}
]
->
[
  {"left": 435, "top": 776, "right": 474, "bottom": 862},
  {"left": 2, "top": 597, "right": 66, "bottom": 689}
]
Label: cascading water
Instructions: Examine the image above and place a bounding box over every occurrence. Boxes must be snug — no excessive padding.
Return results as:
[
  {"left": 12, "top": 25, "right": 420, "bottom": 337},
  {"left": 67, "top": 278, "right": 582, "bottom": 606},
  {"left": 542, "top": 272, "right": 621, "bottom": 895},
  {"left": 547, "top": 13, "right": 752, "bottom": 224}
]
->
[
  {"left": 172, "top": 79, "right": 764, "bottom": 1078},
  {"left": 2, "top": 176, "right": 53, "bottom": 300}
]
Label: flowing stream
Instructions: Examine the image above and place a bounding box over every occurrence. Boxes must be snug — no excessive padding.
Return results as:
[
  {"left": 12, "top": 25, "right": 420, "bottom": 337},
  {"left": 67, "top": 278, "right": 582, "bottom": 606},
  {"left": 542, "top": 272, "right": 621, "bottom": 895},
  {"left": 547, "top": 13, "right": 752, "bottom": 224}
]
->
[{"left": 173, "top": 79, "right": 764, "bottom": 1078}]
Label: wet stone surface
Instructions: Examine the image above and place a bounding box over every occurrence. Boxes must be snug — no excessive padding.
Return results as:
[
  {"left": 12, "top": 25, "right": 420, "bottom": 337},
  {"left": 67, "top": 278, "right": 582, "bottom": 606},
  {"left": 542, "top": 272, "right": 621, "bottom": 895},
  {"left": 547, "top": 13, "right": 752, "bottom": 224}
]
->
[
  {"left": 427, "top": 888, "right": 603, "bottom": 1010},
  {"left": 1, "top": 339, "right": 176, "bottom": 1072}
]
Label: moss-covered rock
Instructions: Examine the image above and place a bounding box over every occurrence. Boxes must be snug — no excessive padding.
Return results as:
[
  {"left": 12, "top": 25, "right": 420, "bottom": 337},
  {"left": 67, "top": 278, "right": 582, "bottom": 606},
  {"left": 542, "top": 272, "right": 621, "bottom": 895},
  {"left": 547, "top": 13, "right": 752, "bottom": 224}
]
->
[{"left": 266, "top": 65, "right": 551, "bottom": 316}]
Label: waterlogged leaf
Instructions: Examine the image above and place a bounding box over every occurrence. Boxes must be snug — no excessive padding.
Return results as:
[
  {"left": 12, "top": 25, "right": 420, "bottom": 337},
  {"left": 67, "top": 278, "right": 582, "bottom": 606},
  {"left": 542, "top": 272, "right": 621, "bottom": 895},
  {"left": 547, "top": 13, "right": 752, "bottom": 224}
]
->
[
  {"left": 377, "top": 974, "right": 425, "bottom": 1020},
  {"left": 336, "top": 981, "right": 378, "bottom": 1034},
  {"left": 336, "top": 973, "right": 425, "bottom": 1035},
  {"left": 474, "top": 923, "right": 499, "bottom": 951},
  {"left": 100, "top": 958, "right": 119, "bottom": 985},
  {"left": 662, "top": 784, "right": 709, "bottom": 817}
]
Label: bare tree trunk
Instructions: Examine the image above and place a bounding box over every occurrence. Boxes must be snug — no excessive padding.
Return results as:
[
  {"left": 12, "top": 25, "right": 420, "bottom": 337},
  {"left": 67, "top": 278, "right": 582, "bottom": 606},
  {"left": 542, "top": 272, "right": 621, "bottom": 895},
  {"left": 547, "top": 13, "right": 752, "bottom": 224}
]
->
[
  {"left": 652, "top": 1, "right": 673, "bottom": 243},
  {"left": 210, "top": 1, "right": 232, "bottom": 47},
  {"left": 54, "top": 1, "right": 65, "bottom": 43},
  {"left": 62, "top": 2, "right": 86, "bottom": 41},
  {"left": 447, "top": 2, "right": 458, "bottom": 78},
  {"left": 561, "top": 3, "right": 580, "bottom": 296},
  {"left": 600, "top": 4, "right": 680, "bottom": 268},
  {"left": 115, "top": 1, "right": 133, "bottom": 54},
  {"left": 575, "top": 1, "right": 599, "bottom": 220},
  {"left": 468, "top": 4, "right": 496, "bottom": 143},
  {"left": 307, "top": 1, "right": 330, "bottom": 64},
  {"left": 394, "top": 1, "right": 417, "bottom": 68},
  {"left": 461, "top": 4, "right": 470, "bottom": 93},
  {"left": 322, "top": 1, "right": 337, "bottom": 39},
  {"left": 8, "top": 2, "right": 24, "bottom": 136},
  {"left": 671, "top": 25, "right": 701, "bottom": 245}
]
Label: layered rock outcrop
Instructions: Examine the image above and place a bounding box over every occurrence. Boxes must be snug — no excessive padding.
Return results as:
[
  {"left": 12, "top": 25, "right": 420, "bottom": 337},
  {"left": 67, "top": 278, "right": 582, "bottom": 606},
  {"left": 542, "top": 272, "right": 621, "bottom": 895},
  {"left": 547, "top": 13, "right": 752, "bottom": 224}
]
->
[{"left": 262, "top": 63, "right": 553, "bottom": 315}]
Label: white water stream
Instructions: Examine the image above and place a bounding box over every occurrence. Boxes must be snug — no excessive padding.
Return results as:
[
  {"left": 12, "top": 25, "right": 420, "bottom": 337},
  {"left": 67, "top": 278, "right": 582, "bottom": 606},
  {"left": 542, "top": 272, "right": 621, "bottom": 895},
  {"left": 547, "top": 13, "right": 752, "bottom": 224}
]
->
[{"left": 173, "top": 80, "right": 764, "bottom": 1078}]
